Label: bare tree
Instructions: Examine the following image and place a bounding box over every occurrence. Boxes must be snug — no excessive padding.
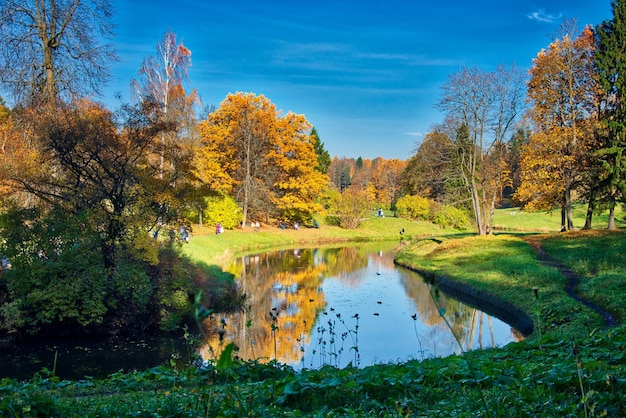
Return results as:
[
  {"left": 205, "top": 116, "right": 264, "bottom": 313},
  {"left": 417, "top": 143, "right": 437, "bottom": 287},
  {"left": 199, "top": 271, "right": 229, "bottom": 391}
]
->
[
  {"left": 436, "top": 65, "right": 525, "bottom": 235},
  {"left": 0, "top": 0, "right": 116, "bottom": 106}
]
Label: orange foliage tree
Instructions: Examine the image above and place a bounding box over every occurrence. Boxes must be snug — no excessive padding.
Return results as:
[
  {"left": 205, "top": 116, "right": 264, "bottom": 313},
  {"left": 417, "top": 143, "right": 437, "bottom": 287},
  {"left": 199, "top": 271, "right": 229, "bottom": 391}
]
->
[
  {"left": 370, "top": 158, "right": 406, "bottom": 209},
  {"left": 516, "top": 22, "right": 599, "bottom": 231},
  {"left": 196, "top": 92, "right": 327, "bottom": 226}
]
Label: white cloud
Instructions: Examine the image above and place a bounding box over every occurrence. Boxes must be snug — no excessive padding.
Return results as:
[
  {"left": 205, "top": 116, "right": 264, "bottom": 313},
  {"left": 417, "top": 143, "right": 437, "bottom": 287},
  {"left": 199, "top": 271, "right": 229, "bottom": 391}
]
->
[
  {"left": 355, "top": 52, "right": 458, "bottom": 67},
  {"left": 403, "top": 131, "right": 424, "bottom": 138},
  {"left": 527, "top": 9, "right": 562, "bottom": 23}
]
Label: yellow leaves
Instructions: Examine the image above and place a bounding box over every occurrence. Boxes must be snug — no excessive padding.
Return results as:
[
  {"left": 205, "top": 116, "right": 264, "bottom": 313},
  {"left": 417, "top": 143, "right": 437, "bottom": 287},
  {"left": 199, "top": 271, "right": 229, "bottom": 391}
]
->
[{"left": 195, "top": 92, "right": 328, "bottom": 221}]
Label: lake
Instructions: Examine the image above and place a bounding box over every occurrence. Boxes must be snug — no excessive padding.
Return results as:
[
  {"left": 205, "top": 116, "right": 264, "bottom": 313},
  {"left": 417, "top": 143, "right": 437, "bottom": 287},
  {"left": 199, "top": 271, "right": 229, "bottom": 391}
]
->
[
  {"left": 1, "top": 242, "right": 525, "bottom": 380},
  {"left": 198, "top": 242, "right": 524, "bottom": 369}
]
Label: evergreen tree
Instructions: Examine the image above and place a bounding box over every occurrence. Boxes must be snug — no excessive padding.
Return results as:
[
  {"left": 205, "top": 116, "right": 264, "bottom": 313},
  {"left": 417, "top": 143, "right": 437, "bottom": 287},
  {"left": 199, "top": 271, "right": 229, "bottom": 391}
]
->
[
  {"left": 595, "top": 0, "right": 626, "bottom": 229},
  {"left": 311, "top": 127, "right": 331, "bottom": 174}
]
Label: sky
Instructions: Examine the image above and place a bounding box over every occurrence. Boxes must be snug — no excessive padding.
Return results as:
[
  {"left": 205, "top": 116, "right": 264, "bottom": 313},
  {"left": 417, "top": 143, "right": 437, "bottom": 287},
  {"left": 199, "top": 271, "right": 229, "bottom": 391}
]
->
[{"left": 105, "top": 1, "right": 609, "bottom": 159}]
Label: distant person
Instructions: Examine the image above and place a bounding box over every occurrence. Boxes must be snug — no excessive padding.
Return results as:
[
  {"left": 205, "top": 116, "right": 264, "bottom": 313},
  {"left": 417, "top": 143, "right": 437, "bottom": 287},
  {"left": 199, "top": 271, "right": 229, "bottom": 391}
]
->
[{"left": 1, "top": 255, "right": 10, "bottom": 270}]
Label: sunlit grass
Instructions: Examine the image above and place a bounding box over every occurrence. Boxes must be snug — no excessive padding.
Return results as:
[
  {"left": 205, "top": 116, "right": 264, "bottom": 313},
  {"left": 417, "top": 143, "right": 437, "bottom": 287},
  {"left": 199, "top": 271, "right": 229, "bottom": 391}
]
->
[
  {"left": 492, "top": 204, "right": 626, "bottom": 232},
  {"left": 395, "top": 233, "right": 621, "bottom": 338},
  {"left": 184, "top": 211, "right": 457, "bottom": 266}
]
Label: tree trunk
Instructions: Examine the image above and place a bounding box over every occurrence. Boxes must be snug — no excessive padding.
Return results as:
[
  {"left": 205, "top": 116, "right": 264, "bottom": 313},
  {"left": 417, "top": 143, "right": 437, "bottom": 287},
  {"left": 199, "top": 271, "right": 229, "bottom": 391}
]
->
[
  {"left": 564, "top": 186, "right": 574, "bottom": 230},
  {"left": 471, "top": 182, "right": 485, "bottom": 235},
  {"left": 582, "top": 190, "right": 595, "bottom": 230},
  {"left": 43, "top": 43, "right": 57, "bottom": 104},
  {"left": 608, "top": 201, "right": 617, "bottom": 230}
]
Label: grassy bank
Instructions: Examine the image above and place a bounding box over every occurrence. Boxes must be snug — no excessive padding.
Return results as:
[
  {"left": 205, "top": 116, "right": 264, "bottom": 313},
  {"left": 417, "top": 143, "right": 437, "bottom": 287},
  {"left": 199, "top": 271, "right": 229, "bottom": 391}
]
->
[
  {"left": 184, "top": 213, "right": 455, "bottom": 266},
  {"left": 2, "top": 209, "right": 625, "bottom": 416}
]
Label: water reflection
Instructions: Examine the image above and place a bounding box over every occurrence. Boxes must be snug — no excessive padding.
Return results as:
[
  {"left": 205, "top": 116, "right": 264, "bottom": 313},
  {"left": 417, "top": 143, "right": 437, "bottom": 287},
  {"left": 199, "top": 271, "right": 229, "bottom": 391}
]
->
[{"left": 199, "top": 243, "right": 523, "bottom": 369}]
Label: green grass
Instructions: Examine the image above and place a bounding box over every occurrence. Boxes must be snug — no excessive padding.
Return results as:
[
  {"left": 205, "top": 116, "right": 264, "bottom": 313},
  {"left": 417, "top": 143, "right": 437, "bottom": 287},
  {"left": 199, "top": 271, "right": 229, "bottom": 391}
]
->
[
  {"left": 184, "top": 212, "right": 457, "bottom": 266},
  {"left": 395, "top": 232, "right": 626, "bottom": 339},
  {"left": 492, "top": 204, "right": 626, "bottom": 232},
  {"left": 3, "top": 210, "right": 625, "bottom": 416}
]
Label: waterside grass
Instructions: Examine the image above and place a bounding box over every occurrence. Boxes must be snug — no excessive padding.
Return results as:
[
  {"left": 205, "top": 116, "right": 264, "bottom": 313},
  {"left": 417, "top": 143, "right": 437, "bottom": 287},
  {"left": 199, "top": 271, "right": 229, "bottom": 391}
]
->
[
  {"left": 2, "top": 208, "right": 625, "bottom": 416},
  {"left": 395, "top": 233, "right": 617, "bottom": 339},
  {"left": 184, "top": 213, "right": 456, "bottom": 266}
]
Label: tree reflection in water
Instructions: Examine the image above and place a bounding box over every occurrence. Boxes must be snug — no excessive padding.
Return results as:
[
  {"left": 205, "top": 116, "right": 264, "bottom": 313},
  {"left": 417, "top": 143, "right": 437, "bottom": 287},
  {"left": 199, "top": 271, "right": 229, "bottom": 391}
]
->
[{"left": 198, "top": 243, "right": 523, "bottom": 369}]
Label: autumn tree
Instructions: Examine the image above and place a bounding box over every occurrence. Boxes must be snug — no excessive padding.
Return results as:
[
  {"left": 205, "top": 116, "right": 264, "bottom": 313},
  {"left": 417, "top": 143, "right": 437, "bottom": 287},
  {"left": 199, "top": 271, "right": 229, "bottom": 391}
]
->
[
  {"left": 348, "top": 158, "right": 371, "bottom": 193},
  {"left": 516, "top": 22, "right": 599, "bottom": 231},
  {"left": 329, "top": 187, "right": 370, "bottom": 229},
  {"left": 196, "top": 92, "right": 327, "bottom": 226},
  {"left": 0, "top": 100, "right": 205, "bottom": 336},
  {"left": 269, "top": 112, "right": 327, "bottom": 222},
  {"left": 595, "top": 0, "right": 626, "bottom": 230},
  {"left": 436, "top": 65, "right": 525, "bottom": 234},
  {"left": 401, "top": 127, "right": 457, "bottom": 202},
  {"left": 131, "top": 31, "right": 200, "bottom": 177},
  {"left": 370, "top": 158, "right": 406, "bottom": 209},
  {"left": 0, "top": 0, "right": 116, "bottom": 106}
]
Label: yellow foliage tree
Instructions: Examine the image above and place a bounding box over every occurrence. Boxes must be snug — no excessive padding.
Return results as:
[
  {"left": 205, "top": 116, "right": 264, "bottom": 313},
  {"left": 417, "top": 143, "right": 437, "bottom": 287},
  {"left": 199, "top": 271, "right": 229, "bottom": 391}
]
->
[
  {"left": 270, "top": 112, "right": 327, "bottom": 221},
  {"left": 196, "top": 92, "right": 327, "bottom": 226}
]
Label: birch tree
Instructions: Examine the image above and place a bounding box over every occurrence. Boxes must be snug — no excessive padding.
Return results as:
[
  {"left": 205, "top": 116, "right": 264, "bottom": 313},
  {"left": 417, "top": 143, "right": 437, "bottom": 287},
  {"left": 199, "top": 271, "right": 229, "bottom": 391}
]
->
[{"left": 131, "top": 31, "right": 200, "bottom": 176}]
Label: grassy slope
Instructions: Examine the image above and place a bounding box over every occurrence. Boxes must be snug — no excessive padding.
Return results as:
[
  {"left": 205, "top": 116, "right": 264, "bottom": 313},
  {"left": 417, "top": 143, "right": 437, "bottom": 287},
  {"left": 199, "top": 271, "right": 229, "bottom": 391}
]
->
[{"left": 4, "top": 207, "right": 625, "bottom": 416}]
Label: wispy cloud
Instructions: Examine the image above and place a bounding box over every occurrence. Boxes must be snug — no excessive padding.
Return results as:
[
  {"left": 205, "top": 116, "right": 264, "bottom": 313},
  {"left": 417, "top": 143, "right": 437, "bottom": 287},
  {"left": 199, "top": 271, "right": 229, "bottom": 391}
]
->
[
  {"left": 356, "top": 52, "right": 458, "bottom": 67},
  {"left": 527, "top": 9, "right": 562, "bottom": 23},
  {"left": 403, "top": 131, "right": 424, "bottom": 138}
]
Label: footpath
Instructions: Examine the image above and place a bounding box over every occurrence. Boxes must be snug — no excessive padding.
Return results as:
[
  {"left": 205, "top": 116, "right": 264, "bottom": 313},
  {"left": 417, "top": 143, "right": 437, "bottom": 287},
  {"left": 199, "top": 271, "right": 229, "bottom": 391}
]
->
[{"left": 525, "top": 237, "right": 617, "bottom": 328}]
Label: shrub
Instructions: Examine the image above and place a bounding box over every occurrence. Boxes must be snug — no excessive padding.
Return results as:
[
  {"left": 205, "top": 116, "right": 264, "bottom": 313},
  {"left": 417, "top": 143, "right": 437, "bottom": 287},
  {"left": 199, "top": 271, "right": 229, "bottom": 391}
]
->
[
  {"left": 203, "top": 194, "right": 243, "bottom": 230},
  {"left": 328, "top": 188, "right": 370, "bottom": 229},
  {"left": 396, "top": 195, "right": 431, "bottom": 221},
  {"left": 433, "top": 204, "right": 471, "bottom": 229}
]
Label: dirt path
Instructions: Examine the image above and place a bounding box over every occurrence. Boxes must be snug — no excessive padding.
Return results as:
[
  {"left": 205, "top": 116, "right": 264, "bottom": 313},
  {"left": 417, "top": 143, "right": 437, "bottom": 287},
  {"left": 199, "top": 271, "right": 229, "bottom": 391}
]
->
[{"left": 525, "top": 237, "right": 617, "bottom": 329}]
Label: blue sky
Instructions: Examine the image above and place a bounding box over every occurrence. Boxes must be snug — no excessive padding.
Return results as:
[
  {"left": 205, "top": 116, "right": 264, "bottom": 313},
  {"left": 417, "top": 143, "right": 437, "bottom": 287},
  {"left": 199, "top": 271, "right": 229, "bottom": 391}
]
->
[{"left": 106, "top": 1, "right": 610, "bottom": 159}]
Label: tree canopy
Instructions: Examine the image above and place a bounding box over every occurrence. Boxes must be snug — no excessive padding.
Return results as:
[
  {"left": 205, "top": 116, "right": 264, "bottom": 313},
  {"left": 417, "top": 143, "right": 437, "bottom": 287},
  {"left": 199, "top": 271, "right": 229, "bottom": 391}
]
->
[
  {"left": 516, "top": 23, "right": 598, "bottom": 231},
  {"left": 195, "top": 92, "right": 327, "bottom": 226},
  {"left": 0, "top": 0, "right": 117, "bottom": 106}
]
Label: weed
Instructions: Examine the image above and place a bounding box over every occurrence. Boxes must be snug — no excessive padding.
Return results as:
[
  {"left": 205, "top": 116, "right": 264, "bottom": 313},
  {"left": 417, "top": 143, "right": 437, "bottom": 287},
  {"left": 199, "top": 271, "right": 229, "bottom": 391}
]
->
[
  {"left": 269, "top": 308, "right": 279, "bottom": 361},
  {"left": 411, "top": 314, "right": 426, "bottom": 360}
]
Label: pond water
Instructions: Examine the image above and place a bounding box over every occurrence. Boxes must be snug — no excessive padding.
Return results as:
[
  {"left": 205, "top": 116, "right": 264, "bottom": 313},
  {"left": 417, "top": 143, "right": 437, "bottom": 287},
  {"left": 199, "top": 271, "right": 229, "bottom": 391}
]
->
[
  {"left": 198, "top": 242, "right": 524, "bottom": 369},
  {"left": 1, "top": 242, "right": 525, "bottom": 380}
]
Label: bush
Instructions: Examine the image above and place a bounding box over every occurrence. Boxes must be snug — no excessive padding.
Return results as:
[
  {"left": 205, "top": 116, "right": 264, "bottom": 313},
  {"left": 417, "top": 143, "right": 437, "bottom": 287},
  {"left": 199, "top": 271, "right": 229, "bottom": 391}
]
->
[
  {"left": 433, "top": 204, "right": 471, "bottom": 229},
  {"left": 396, "top": 195, "right": 431, "bottom": 221},
  {"left": 328, "top": 188, "right": 370, "bottom": 229},
  {"left": 0, "top": 204, "right": 243, "bottom": 337},
  {"left": 203, "top": 195, "right": 243, "bottom": 230}
]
